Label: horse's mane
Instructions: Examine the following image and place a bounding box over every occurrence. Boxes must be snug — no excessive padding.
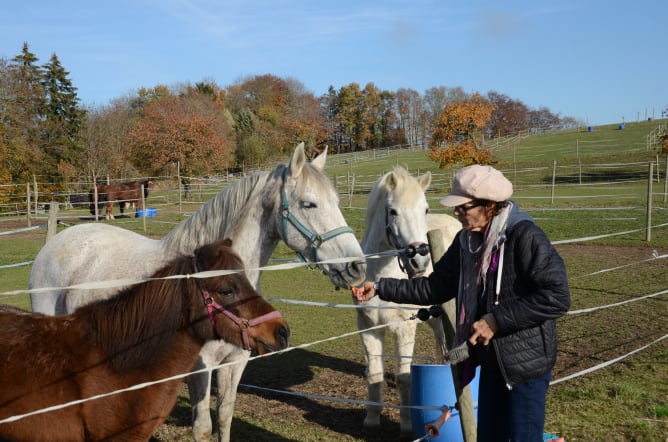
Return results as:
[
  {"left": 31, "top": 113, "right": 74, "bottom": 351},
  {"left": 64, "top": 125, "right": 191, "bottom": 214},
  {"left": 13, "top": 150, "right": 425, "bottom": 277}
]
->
[
  {"left": 86, "top": 256, "right": 195, "bottom": 372},
  {"left": 362, "top": 167, "right": 417, "bottom": 241},
  {"left": 162, "top": 171, "right": 271, "bottom": 254},
  {"left": 161, "top": 160, "right": 332, "bottom": 255}
]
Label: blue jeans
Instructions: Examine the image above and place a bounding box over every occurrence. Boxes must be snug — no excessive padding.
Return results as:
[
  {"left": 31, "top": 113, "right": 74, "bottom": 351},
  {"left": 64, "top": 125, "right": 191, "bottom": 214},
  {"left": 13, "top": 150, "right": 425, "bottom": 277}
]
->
[{"left": 476, "top": 361, "right": 551, "bottom": 442}]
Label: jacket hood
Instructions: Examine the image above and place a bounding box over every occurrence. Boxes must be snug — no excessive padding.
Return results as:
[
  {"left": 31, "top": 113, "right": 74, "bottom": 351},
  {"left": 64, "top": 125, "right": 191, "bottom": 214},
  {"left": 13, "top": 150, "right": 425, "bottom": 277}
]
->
[{"left": 506, "top": 201, "right": 534, "bottom": 230}]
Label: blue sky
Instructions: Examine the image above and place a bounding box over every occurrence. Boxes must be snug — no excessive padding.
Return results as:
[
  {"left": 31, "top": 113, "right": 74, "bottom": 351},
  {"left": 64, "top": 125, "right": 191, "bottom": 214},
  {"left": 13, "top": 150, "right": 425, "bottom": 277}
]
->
[{"left": 2, "top": 0, "right": 666, "bottom": 126}]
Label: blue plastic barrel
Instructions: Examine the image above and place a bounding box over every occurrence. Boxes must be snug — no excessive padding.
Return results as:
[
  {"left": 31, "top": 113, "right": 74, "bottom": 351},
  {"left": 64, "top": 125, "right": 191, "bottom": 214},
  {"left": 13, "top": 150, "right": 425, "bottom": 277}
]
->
[
  {"left": 136, "top": 208, "right": 157, "bottom": 217},
  {"left": 587, "top": 126, "right": 593, "bottom": 132},
  {"left": 410, "top": 364, "right": 480, "bottom": 442},
  {"left": 619, "top": 124, "right": 625, "bottom": 130}
]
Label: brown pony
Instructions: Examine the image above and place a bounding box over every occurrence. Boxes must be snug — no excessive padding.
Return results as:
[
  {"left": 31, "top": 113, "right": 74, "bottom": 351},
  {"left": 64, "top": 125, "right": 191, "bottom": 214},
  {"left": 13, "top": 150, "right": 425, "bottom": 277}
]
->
[
  {"left": 0, "top": 239, "right": 289, "bottom": 441},
  {"left": 89, "top": 180, "right": 154, "bottom": 220}
]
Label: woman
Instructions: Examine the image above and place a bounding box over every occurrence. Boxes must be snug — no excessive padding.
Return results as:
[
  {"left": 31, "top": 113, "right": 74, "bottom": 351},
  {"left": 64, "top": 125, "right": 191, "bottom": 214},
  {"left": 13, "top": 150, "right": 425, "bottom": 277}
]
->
[{"left": 353, "top": 164, "right": 570, "bottom": 442}]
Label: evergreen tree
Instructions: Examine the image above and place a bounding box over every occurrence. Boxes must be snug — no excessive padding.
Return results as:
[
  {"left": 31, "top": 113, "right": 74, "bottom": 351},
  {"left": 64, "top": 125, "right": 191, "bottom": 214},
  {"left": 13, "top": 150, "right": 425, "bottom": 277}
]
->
[
  {"left": 4, "top": 42, "right": 45, "bottom": 182},
  {"left": 41, "top": 52, "right": 85, "bottom": 183}
]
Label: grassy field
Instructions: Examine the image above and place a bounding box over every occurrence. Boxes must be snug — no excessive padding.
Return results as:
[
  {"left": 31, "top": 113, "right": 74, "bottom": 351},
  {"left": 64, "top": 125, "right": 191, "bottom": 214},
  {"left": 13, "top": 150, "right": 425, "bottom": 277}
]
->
[{"left": 1, "top": 120, "right": 667, "bottom": 441}]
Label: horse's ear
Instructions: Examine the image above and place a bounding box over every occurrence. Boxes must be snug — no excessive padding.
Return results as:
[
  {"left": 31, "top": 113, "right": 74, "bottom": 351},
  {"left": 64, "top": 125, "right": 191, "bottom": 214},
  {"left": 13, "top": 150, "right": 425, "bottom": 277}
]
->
[
  {"left": 385, "top": 171, "right": 398, "bottom": 191},
  {"left": 288, "top": 142, "right": 306, "bottom": 178},
  {"left": 311, "top": 145, "right": 327, "bottom": 171},
  {"left": 417, "top": 171, "right": 432, "bottom": 191}
]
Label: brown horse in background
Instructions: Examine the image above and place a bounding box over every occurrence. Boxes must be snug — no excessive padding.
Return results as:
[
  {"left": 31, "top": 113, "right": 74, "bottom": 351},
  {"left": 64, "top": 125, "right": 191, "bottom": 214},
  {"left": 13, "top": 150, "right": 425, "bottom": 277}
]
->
[
  {"left": 0, "top": 239, "right": 289, "bottom": 441},
  {"left": 89, "top": 179, "right": 154, "bottom": 219}
]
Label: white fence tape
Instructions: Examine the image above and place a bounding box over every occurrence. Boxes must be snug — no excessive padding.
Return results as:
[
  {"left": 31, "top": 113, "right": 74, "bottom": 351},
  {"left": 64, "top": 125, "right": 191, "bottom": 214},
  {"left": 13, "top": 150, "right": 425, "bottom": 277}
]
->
[{"left": 0, "top": 223, "right": 666, "bottom": 425}]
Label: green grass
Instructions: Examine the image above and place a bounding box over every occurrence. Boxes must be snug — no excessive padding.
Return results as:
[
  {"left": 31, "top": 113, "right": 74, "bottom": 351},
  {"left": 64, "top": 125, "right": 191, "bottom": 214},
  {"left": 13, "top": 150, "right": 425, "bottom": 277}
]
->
[{"left": 1, "top": 120, "right": 667, "bottom": 440}]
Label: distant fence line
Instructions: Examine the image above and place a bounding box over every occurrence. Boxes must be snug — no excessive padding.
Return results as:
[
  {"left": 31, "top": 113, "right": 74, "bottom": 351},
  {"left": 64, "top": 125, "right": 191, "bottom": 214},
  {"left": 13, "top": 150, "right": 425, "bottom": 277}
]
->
[
  {"left": 1, "top": 157, "right": 667, "bottom": 219},
  {"left": 646, "top": 122, "right": 667, "bottom": 151},
  {"left": 332, "top": 160, "right": 668, "bottom": 206}
]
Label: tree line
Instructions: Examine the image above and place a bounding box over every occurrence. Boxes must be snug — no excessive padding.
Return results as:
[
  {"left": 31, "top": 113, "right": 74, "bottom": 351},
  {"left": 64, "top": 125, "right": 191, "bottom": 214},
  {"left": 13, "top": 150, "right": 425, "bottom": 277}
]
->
[{"left": 1, "top": 42, "right": 581, "bottom": 197}]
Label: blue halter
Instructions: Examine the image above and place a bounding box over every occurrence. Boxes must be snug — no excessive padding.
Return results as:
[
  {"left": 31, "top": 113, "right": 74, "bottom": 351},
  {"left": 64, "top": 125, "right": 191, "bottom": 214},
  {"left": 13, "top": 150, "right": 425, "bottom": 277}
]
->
[{"left": 279, "top": 170, "right": 355, "bottom": 269}]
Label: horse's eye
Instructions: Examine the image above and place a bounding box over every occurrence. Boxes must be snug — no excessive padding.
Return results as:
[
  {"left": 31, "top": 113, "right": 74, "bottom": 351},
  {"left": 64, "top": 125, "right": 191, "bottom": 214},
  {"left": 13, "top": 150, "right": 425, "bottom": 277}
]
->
[
  {"left": 301, "top": 201, "right": 317, "bottom": 209},
  {"left": 389, "top": 208, "right": 398, "bottom": 216},
  {"left": 219, "top": 288, "right": 235, "bottom": 297},
  {"left": 425, "top": 207, "right": 430, "bottom": 215}
]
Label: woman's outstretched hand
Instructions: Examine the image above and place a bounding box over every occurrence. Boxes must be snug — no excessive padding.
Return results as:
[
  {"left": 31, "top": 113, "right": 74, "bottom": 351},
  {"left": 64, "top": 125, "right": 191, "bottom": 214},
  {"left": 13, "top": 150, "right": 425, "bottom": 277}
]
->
[{"left": 351, "top": 281, "right": 377, "bottom": 302}]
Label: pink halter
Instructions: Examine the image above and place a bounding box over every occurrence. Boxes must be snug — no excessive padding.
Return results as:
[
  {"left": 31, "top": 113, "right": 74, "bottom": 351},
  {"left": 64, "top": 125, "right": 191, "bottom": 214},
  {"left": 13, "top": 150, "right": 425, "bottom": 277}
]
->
[{"left": 199, "top": 288, "right": 283, "bottom": 351}]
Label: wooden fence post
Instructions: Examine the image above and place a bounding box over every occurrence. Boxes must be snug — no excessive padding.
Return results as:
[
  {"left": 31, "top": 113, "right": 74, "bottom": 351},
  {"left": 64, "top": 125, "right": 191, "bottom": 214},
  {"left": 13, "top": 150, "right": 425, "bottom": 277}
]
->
[
  {"left": 177, "top": 160, "right": 182, "bottom": 214},
  {"left": 93, "top": 173, "right": 99, "bottom": 221},
  {"left": 46, "top": 201, "right": 58, "bottom": 242},
  {"left": 646, "top": 162, "right": 653, "bottom": 242},
  {"left": 26, "top": 183, "right": 31, "bottom": 227},
  {"left": 141, "top": 184, "right": 146, "bottom": 232},
  {"left": 663, "top": 156, "right": 667, "bottom": 203},
  {"left": 551, "top": 160, "right": 557, "bottom": 204},
  {"left": 33, "top": 174, "right": 38, "bottom": 215},
  {"left": 427, "top": 229, "right": 477, "bottom": 442}
]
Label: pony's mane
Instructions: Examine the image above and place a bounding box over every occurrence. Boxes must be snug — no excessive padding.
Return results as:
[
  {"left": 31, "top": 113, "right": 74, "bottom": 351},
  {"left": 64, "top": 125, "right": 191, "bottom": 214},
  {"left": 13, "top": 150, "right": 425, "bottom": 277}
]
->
[
  {"left": 162, "top": 171, "right": 271, "bottom": 254},
  {"left": 362, "top": 167, "right": 416, "bottom": 240},
  {"left": 87, "top": 256, "right": 195, "bottom": 372}
]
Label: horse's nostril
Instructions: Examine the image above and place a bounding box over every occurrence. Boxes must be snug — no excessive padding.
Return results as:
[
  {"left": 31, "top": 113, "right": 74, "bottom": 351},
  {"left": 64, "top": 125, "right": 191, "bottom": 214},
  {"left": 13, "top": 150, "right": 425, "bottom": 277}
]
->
[
  {"left": 349, "top": 260, "right": 366, "bottom": 277},
  {"left": 276, "top": 324, "right": 290, "bottom": 349}
]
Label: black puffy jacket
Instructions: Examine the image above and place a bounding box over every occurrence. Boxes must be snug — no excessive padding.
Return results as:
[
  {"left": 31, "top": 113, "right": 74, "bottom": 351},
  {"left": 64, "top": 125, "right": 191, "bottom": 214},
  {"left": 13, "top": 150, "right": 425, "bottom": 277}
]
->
[{"left": 376, "top": 208, "right": 570, "bottom": 388}]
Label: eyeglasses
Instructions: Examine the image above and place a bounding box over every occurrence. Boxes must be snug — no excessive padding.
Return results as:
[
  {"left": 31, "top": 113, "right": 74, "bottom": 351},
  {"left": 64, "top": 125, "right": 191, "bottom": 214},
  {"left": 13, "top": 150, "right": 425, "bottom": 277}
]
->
[{"left": 454, "top": 201, "right": 484, "bottom": 213}]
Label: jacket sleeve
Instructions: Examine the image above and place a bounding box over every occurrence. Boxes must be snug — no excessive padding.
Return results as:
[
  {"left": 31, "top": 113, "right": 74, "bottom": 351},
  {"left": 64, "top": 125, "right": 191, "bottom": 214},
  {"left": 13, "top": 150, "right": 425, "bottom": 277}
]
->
[
  {"left": 492, "top": 222, "right": 571, "bottom": 334},
  {"left": 376, "top": 232, "right": 461, "bottom": 305}
]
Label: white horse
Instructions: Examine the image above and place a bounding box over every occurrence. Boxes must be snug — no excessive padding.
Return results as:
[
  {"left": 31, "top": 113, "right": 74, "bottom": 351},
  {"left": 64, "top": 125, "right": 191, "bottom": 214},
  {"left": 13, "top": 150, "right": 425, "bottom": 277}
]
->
[
  {"left": 356, "top": 167, "right": 460, "bottom": 435},
  {"left": 28, "top": 143, "right": 367, "bottom": 442}
]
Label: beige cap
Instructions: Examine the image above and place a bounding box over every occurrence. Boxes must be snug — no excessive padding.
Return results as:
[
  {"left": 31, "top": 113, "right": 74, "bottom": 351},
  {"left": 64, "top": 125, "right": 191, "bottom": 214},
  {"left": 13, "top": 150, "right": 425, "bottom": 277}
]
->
[{"left": 440, "top": 165, "right": 513, "bottom": 207}]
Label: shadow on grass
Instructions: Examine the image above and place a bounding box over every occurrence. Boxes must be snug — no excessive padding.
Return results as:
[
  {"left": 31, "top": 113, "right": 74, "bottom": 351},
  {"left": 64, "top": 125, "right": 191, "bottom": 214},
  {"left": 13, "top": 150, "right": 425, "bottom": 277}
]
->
[{"left": 236, "top": 348, "right": 406, "bottom": 441}]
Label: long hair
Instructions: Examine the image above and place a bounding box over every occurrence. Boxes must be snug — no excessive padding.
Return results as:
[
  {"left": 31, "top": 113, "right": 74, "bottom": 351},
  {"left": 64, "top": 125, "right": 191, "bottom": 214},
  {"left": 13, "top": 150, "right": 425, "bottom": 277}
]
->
[{"left": 87, "top": 257, "right": 195, "bottom": 372}]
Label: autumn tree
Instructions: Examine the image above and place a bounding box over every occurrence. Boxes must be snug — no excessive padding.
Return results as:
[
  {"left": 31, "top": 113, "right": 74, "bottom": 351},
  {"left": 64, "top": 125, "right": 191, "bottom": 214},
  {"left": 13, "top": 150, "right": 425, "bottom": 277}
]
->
[
  {"left": 428, "top": 92, "right": 495, "bottom": 169},
  {"left": 224, "top": 74, "right": 324, "bottom": 167},
  {"left": 486, "top": 91, "right": 529, "bottom": 138},
  {"left": 395, "top": 88, "right": 424, "bottom": 145},
  {"left": 322, "top": 82, "right": 401, "bottom": 152},
  {"left": 423, "top": 86, "right": 448, "bottom": 128},
  {"left": 328, "top": 82, "right": 363, "bottom": 152},
  {"left": 362, "top": 82, "right": 397, "bottom": 149},
  {"left": 526, "top": 107, "right": 561, "bottom": 132},
  {"left": 126, "top": 91, "right": 233, "bottom": 178},
  {"left": 81, "top": 100, "right": 139, "bottom": 180}
]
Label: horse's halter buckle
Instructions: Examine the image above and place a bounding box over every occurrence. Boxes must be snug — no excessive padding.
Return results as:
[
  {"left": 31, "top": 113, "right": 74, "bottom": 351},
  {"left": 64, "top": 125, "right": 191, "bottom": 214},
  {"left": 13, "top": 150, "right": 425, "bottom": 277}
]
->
[{"left": 279, "top": 170, "right": 354, "bottom": 270}]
